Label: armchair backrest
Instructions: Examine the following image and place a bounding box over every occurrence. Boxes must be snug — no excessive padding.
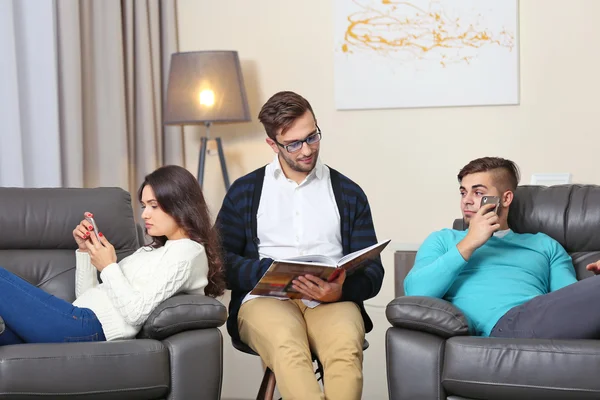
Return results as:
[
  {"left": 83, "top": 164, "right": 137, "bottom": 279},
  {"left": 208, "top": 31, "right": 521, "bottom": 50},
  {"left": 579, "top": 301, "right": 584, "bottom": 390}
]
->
[
  {"left": 454, "top": 184, "right": 600, "bottom": 280},
  {"left": 0, "top": 187, "right": 141, "bottom": 302}
]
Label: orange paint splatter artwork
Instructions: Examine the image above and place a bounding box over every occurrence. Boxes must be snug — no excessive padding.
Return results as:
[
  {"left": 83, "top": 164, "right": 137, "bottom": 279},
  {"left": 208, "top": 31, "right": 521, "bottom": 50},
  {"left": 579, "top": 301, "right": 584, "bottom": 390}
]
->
[{"left": 341, "top": 0, "right": 515, "bottom": 67}]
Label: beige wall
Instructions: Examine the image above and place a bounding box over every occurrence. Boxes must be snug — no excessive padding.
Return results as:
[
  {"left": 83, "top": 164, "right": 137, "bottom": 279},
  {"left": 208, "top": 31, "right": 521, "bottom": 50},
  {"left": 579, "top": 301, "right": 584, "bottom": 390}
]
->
[{"left": 177, "top": 1, "right": 600, "bottom": 398}]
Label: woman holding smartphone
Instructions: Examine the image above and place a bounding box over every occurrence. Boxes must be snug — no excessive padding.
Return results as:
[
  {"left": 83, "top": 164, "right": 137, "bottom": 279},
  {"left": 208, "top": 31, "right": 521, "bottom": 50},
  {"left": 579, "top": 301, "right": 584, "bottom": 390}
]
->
[{"left": 0, "top": 165, "right": 225, "bottom": 345}]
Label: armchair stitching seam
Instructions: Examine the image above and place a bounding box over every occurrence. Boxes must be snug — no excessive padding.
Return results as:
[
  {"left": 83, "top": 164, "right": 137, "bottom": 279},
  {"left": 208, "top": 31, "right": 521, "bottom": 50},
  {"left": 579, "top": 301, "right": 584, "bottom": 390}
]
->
[
  {"left": 390, "top": 318, "right": 467, "bottom": 335},
  {"left": 444, "top": 378, "right": 600, "bottom": 392},
  {"left": 449, "top": 342, "right": 600, "bottom": 356}
]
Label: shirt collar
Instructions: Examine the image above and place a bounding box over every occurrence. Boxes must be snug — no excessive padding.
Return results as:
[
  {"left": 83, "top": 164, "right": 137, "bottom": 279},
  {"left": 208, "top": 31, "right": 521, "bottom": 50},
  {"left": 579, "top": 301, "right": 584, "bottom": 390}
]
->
[
  {"left": 270, "top": 154, "right": 324, "bottom": 181},
  {"left": 493, "top": 229, "right": 513, "bottom": 238}
]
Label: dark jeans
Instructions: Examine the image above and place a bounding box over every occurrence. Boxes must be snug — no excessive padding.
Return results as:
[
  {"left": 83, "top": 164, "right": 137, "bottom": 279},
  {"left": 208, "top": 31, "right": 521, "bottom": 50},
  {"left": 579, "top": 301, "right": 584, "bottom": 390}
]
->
[
  {"left": 0, "top": 267, "right": 106, "bottom": 346},
  {"left": 491, "top": 274, "right": 600, "bottom": 339}
]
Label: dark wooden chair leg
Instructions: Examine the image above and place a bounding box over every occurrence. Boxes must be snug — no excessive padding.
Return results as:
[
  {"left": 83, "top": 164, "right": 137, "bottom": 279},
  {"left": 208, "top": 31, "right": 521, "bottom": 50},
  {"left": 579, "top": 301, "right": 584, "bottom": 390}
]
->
[
  {"left": 256, "top": 367, "right": 276, "bottom": 400},
  {"left": 315, "top": 359, "right": 324, "bottom": 384}
]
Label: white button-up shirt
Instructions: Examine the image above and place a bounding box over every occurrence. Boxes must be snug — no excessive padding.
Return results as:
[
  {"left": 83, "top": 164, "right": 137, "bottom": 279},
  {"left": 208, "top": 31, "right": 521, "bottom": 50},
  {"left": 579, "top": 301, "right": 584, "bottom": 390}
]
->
[{"left": 242, "top": 155, "right": 343, "bottom": 307}]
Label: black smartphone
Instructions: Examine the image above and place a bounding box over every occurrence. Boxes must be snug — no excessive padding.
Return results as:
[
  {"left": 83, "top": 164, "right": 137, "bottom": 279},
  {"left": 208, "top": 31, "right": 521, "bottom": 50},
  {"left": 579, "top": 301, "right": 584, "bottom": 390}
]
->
[{"left": 480, "top": 196, "right": 500, "bottom": 214}]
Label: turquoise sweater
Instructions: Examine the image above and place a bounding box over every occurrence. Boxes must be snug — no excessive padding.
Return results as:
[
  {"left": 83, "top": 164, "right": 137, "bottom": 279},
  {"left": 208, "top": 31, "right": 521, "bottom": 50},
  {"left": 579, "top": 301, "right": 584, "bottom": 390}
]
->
[{"left": 404, "top": 229, "right": 577, "bottom": 336}]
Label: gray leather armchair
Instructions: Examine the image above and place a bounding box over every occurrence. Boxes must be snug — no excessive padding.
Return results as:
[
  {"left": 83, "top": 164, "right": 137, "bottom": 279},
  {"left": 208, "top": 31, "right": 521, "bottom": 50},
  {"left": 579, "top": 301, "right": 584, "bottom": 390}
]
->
[
  {"left": 386, "top": 184, "right": 600, "bottom": 400},
  {"left": 0, "top": 187, "right": 227, "bottom": 400}
]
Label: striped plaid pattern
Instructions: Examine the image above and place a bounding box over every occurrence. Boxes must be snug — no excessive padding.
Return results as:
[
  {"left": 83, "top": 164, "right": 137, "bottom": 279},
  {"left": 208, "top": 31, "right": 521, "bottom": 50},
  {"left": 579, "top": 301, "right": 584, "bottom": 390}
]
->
[{"left": 216, "top": 165, "right": 384, "bottom": 341}]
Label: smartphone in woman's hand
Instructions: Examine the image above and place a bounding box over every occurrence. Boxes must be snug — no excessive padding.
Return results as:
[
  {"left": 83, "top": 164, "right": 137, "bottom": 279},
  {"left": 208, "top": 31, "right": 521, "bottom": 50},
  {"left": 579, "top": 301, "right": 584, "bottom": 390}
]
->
[{"left": 85, "top": 215, "right": 100, "bottom": 240}]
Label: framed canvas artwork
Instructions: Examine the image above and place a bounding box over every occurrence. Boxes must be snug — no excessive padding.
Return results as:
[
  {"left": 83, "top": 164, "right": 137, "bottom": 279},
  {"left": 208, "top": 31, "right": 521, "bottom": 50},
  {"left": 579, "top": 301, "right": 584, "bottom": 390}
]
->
[{"left": 334, "top": 0, "right": 520, "bottom": 110}]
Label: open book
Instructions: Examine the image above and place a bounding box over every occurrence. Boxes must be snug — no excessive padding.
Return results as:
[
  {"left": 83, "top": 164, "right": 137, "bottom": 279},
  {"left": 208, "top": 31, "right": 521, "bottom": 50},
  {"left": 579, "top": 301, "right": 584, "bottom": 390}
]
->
[{"left": 249, "top": 239, "right": 391, "bottom": 299}]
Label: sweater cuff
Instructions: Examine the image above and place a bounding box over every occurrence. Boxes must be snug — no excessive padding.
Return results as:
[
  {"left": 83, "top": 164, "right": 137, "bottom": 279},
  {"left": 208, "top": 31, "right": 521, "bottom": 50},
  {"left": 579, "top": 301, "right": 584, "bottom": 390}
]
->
[
  {"left": 76, "top": 250, "right": 93, "bottom": 270},
  {"left": 451, "top": 244, "right": 470, "bottom": 264},
  {"left": 99, "top": 263, "right": 121, "bottom": 282}
]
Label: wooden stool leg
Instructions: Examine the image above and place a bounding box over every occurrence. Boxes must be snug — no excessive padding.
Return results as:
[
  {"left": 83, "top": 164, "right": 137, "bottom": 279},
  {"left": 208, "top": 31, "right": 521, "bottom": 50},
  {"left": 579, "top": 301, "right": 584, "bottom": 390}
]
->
[
  {"left": 315, "top": 359, "right": 324, "bottom": 383},
  {"left": 256, "top": 367, "right": 276, "bottom": 400}
]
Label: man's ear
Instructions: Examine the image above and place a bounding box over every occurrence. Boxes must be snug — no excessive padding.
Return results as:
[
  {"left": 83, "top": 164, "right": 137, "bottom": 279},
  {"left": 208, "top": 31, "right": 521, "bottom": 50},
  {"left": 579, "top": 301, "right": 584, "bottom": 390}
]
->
[
  {"left": 266, "top": 138, "right": 279, "bottom": 154},
  {"left": 502, "top": 190, "right": 514, "bottom": 208}
]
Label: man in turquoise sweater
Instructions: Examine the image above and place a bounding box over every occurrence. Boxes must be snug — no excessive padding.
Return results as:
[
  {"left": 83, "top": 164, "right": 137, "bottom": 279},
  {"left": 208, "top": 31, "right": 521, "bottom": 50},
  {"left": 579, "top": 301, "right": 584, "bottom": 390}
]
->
[{"left": 405, "top": 157, "right": 600, "bottom": 339}]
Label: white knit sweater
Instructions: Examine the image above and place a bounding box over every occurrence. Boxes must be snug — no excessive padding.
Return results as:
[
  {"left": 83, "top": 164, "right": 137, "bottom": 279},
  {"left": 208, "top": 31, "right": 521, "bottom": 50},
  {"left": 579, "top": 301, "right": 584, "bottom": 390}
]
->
[{"left": 72, "top": 238, "right": 208, "bottom": 341}]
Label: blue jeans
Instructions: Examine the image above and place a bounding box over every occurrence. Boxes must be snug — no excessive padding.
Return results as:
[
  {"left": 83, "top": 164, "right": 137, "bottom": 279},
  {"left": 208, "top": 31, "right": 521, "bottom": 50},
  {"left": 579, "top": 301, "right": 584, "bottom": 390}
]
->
[{"left": 0, "top": 267, "right": 106, "bottom": 346}]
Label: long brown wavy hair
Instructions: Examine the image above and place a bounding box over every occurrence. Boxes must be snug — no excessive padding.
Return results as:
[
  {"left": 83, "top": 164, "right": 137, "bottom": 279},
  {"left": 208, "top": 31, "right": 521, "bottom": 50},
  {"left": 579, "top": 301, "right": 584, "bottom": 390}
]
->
[{"left": 137, "top": 165, "right": 225, "bottom": 297}]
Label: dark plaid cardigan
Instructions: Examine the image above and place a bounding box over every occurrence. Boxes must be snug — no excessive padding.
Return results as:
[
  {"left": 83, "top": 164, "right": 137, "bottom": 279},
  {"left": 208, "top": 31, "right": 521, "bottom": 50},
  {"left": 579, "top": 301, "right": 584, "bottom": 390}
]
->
[{"left": 215, "top": 165, "right": 384, "bottom": 342}]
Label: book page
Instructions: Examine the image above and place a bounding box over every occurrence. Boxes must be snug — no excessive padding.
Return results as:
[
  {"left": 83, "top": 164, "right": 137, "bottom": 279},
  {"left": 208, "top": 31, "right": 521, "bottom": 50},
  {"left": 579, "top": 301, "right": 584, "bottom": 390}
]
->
[
  {"left": 282, "top": 254, "right": 337, "bottom": 266},
  {"left": 337, "top": 239, "right": 391, "bottom": 272}
]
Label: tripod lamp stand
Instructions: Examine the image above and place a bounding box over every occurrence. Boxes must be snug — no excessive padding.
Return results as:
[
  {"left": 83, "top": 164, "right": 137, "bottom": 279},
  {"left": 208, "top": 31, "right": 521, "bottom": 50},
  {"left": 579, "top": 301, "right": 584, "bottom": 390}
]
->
[{"left": 163, "top": 51, "right": 251, "bottom": 190}]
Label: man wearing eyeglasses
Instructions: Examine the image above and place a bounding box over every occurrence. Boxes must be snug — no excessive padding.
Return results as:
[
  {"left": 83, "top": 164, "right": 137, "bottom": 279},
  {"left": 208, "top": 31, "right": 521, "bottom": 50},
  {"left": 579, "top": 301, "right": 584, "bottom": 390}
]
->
[{"left": 216, "top": 91, "right": 383, "bottom": 400}]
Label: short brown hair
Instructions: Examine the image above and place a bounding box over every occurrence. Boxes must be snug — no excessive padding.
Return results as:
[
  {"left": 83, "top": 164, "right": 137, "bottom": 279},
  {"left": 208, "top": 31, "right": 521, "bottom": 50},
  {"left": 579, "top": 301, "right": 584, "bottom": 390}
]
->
[
  {"left": 258, "top": 91, "right": 316, "bottom": 140},
  {"left": 457, "top": 157, "right": 521, "bottom": 191}
]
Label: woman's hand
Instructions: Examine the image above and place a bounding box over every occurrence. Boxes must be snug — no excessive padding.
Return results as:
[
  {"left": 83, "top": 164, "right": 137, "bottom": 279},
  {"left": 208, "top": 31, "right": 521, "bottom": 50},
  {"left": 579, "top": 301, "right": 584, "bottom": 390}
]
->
[
  {"left": 84, "top": 231, "right": 117, "bottom": 272},
  {"left": 73, "top": 212, "right": 95, "bottom": 252}
]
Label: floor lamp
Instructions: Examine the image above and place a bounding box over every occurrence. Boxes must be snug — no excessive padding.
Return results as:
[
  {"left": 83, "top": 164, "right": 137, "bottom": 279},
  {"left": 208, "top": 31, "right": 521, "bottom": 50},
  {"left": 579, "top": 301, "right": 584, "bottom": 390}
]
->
[{"left": 163, "top": 51, "right": 251, "bottom": 190}]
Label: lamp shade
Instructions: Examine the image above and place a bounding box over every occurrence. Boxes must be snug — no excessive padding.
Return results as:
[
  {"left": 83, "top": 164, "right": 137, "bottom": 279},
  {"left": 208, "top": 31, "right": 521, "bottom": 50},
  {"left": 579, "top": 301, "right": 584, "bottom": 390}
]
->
[{"left": 164, "top": 51, "right": 251, "bottom": 125}]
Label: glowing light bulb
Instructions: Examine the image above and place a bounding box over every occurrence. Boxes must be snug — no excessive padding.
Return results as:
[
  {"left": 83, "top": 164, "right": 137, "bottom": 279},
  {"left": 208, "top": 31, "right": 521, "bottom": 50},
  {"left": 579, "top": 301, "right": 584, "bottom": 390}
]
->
[{"left": 199, "top": 90, "right": 215, "bottom": 107}]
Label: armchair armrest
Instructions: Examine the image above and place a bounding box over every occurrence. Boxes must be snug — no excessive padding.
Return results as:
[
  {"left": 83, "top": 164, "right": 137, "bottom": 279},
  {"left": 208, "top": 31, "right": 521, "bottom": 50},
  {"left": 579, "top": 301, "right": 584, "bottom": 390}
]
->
[
  {"left": 386, "top": 296, "right": 470, "bottom": 338},
  {"left": 138, "top": 294, "right": 227, "bottom": 340}
]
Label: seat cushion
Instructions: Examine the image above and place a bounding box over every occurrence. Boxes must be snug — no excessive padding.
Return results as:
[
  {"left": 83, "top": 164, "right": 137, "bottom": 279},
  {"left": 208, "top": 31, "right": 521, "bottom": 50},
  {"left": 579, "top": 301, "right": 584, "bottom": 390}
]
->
[
  {"left": 443, "top": 337, "right": 600, "bottom": 400},
  {"left": 0, "top": 339, "right": 169, "bottom": 399}
]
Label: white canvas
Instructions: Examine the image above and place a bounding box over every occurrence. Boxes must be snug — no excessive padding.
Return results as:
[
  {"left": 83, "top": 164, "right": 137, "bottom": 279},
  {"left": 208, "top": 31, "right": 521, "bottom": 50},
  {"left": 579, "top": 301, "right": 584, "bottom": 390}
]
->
[{"left": 334, "top": 0, "right": 520, "bottom": 110}]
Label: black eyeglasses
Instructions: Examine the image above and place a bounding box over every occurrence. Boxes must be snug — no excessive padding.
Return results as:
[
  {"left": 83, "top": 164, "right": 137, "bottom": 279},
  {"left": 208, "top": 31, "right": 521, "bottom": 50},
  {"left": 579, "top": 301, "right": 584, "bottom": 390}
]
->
[{"left": 275, "top": 127, "right": 322, "bottom": 154}]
